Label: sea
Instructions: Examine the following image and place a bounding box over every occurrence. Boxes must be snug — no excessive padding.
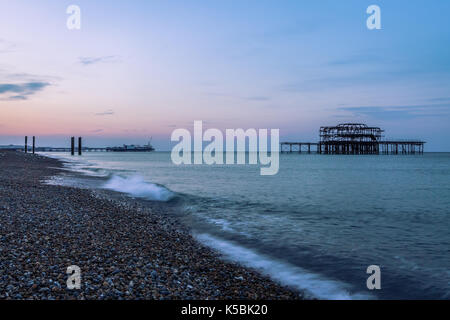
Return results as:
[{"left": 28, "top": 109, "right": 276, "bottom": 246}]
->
[{"left": 42, "top": 151, "right": 450, "bottom": 300}]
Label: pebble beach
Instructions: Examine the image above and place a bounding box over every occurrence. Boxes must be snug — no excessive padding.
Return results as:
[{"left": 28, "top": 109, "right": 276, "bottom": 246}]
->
[{"left": 0, "top": 150, "right": 302, "bottom": 300}]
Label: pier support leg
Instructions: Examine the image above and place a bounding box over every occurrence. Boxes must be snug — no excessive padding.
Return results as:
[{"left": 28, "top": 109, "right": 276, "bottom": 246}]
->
[
  {"left": 78, "top": 137, "right": 82, "bottom": 155},
  {"left": 71, "top": 137, "right": 75, "bottom": 156}
]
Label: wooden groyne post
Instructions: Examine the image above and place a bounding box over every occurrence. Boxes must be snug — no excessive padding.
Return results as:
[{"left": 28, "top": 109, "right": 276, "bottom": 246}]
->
[
  {"left": 71, "top": 137, "right": 75, "bottom": 156},
  {"left": 32, "top": 136, "right": 35, "bottom": 154},
  {"left": 24, "top": 136, "right": 28, "bottom": 153},
  {"left": 78, "top": 137, "right": 82, "bottom": 155}
]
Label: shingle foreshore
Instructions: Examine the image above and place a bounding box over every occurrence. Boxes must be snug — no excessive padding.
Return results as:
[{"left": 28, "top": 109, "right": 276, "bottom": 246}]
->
[{"left": 0, "top": 151, "right": 302, "bottom": 300}]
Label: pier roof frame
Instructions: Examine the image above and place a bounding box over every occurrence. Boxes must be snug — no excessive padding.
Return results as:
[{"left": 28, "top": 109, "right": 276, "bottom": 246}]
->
[{"left": 320, "top": 123, "right": 384, "bottom": 143}]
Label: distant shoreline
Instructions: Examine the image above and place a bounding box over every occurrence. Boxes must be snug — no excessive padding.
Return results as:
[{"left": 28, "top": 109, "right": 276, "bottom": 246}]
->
[{"left": 0, "top": 150, "right": 302, "bottom": 300}]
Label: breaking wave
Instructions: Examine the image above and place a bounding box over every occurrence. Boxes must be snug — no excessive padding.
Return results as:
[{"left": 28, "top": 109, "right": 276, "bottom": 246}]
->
[{"left": 103, "top": 175, "right": 174, "bottom": 202}]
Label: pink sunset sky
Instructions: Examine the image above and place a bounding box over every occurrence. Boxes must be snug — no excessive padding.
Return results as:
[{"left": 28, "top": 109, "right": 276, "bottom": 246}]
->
[{"left": 1, "top": 1, "right": 449, "bottom": 150}]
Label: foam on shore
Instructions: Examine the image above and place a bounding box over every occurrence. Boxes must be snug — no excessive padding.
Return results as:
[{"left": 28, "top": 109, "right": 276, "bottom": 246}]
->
[
  {"left": 103, "top": 175, "right": 174, "bottom": 202},
  {"left": 195, "top": 233, "right": 373, "bottom": 300}
]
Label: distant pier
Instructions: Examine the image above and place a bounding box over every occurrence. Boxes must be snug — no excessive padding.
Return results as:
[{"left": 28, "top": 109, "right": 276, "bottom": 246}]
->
[
  {"left": 281, "top": 123, "right": 425, "bottom": 155},
  {"left": 35, "top": 147, "right": 107, "bottom": 152}
]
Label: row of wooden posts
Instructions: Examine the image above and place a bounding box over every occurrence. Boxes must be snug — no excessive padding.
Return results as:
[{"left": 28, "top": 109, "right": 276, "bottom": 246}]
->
[
  {"left": 71, "top": 137, "right": 83, "bottom": 155},
  {"left": 24, "top": 136, "right": 36, "bottom": 154},
  {"left": 24, "top": 136, "right": 82, "bottom": 155}
]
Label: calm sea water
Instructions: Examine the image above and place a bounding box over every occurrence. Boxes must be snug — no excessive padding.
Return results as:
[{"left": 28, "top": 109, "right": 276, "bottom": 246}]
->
[{"left": 44, "top": 152, "right": 450, "bottom": 299}]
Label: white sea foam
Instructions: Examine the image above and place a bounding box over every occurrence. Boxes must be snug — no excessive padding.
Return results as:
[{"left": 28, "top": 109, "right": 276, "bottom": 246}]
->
[
  {"left": 195, "top": 233, "right": 374, "bottom": 300},
  {"left": 103, "top": 175, "right": 174, "bottom": 202},
  {"left": 39, "top": 152, "right": 108, "bottom": 177}
]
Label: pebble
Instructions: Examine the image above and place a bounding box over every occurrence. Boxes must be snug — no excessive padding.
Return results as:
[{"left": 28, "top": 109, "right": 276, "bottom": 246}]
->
[{"left": 0, "top": 151, "right": 302, "bottom": 300}]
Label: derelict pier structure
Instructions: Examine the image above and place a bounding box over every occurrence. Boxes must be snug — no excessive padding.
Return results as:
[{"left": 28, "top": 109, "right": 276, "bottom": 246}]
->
[{"left": 281, "top": 123, "right": 425, "bottom": 155}]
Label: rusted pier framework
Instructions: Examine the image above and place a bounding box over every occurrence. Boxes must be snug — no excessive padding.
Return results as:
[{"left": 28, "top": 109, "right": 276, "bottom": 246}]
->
[
  {"left": 281, "top": 123, "right": 425, "bottom": 155},
  {"left": 378, "top": 141, "right": 425, "bottom": 155},
  {"left": 319, "top": 123, "right": 382, "bottom": 154}
]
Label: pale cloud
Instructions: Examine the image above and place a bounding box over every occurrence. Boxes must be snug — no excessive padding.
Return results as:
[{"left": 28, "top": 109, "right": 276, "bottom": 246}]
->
[
  {"left": 0, "top": 82, "right": 50, "bottom": 101},
  {"left": 0, "top": 38, "right": 16, "bottom": 54},
  {"left": 79, "top": 56, "right": 120, "bottom": 66},
  {"left": 95, "top": 109, "right": 114, "bottom": 116}
]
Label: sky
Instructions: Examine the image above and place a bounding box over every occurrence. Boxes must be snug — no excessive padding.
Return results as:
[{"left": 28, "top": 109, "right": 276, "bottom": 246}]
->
[{"left": 0, "top": 0, "right": 449, "bottom": 150}]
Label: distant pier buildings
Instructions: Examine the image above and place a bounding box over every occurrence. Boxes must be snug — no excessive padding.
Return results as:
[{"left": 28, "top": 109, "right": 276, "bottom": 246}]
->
[{"left": 281, "top": 123, "right": 425, "bottom": 155}]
